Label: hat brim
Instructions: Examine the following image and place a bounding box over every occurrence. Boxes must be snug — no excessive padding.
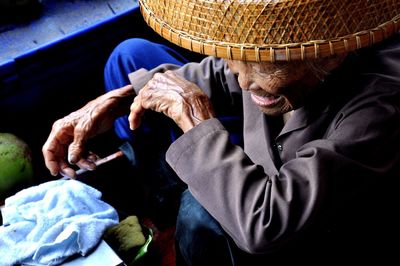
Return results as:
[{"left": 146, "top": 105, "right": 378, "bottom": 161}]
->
[{"left": 140, "top": 0, "right": 400, "bottom": 62}]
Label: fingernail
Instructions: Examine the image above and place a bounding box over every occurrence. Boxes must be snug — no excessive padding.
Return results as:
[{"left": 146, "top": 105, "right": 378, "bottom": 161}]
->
[{"left": 68, "top": 154, "right": 77, "bottom": 164}]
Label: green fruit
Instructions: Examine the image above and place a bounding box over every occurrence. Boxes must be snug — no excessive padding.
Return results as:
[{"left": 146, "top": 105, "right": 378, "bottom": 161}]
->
[{"left": 0, "top": 133, "right": 34, "bottom": 201}]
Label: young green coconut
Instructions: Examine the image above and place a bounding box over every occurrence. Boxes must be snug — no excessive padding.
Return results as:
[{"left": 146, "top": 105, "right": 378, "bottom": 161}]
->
[{"left": 0, "top": 133, "right": 34, "bottom": 201}]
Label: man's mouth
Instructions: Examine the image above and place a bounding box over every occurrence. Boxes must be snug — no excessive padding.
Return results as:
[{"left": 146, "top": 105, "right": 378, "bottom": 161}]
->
[{"left": 250, "top": 93, "right": 281, "bottom": 107}]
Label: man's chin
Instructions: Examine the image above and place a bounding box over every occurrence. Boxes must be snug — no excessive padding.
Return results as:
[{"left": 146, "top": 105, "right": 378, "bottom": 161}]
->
[
  {"left": 258, "top": 105, "right": 293, "bottom": 116},
  {"left": 259, "top": 106, "right": 284, "bottom": 116}
]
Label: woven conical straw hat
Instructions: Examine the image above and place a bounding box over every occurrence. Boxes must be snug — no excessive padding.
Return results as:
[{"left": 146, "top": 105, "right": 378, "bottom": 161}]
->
[{"left": 139, "top": 0, "right": 400, "bottom": 62}]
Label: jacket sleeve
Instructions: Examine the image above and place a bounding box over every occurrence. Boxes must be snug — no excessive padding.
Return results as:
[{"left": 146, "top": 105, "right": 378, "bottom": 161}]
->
[{"left": 166, "top": 118, "right": 293, "bottom": 254}]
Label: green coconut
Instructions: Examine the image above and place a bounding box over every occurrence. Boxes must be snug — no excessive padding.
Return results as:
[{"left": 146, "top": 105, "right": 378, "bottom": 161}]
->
[{"left": 0, "top": 133, "right": 34, "bottom": 201}]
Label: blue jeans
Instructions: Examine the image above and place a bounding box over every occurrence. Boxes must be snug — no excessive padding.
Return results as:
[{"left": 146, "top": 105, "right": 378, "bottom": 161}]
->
[
  {"left": 175, "top": 190, "right": 237, "bottom": 266},
  {"left": 104, "top": 38, "right": 246, "bottom": 266}
]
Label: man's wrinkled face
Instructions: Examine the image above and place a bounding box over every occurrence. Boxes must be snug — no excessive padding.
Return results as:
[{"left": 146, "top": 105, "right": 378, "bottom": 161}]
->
[{"left": 226, "top": 60, "right": 320, "bottom": 116}]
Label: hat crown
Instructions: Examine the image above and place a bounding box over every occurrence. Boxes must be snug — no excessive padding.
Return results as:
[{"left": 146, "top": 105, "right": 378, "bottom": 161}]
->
[{"left": 140, "top": 0, "right": 400, "bottom": 61}]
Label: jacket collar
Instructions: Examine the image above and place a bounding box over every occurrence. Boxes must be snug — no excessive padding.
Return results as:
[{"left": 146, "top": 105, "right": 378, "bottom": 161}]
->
[{"left": 280, "top": 88, "right": 332, "bottom": 136}]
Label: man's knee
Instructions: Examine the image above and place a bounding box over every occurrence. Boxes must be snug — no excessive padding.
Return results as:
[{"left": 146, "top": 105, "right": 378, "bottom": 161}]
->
[
  {"left": 104, "top": 38, "right": 157, "bottom": 91},
  {"left": 106, "top": 38, "right": 153, "bottom": 70},
  {"left": 111, "top": 38, "right": 155, "bottom": 59},
  {"left": 175, "top": 191, "right": 235, "bottom": 265},
  {"left": 176, "top": 191, "right": 225, "bottom": 239}
]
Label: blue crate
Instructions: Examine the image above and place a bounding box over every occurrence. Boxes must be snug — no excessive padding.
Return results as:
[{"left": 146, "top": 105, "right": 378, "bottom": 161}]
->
[{"left": 0, "top": 0, "right": 143, "bottom": 180}]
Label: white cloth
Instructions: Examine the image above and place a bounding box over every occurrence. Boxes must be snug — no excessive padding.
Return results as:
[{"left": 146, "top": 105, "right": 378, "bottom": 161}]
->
[{"left": 0, "top": 180, "right": 119, "bottom": 266}]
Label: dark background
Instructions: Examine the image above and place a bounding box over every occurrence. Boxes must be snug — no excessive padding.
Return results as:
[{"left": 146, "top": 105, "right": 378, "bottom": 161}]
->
[{"left": 0, "top": 0, "right": 201, "bottom": 186}]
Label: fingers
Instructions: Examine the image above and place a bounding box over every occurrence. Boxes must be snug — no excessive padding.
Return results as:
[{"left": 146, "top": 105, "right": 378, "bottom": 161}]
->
[
  {"left": 42, "top": 122, "right": 71, "bottom": 176},
  {"left": 58, "top": 151, "right": 100, "bottom": 179},
  {"left": 43, "top": 153, "right": 62, "bottom": 177},
  {"left": 130, "top": 71, "right": 213, "bottom": 132},
  {"left": 128, "top": 76, "right": 172, "bottom": 130},
  {"left": 68, "top": 133, "right": 86, "bottom": 164},
  {"left": 59, "top": 162, "right": 78, "bottom": 179},
  {"left": 129, "top": 94, "right": 145, "bottom": 130},
  {"left": 74, "top": 152, "right": 99, "bottom": 172},
  {"left": 42, "top": 86, "right": 133, "bottom": 177},
  {"left": 42, "top": 117, "right": 94, "bottom": 177},
  {"left": 69, "top": 132, "right": 99, "bottom": 172}
]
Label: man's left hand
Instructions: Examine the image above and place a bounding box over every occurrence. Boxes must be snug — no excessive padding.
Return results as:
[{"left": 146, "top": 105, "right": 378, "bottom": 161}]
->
[{"left": 129, "top": 71, "right": 215, "bottom": 133}]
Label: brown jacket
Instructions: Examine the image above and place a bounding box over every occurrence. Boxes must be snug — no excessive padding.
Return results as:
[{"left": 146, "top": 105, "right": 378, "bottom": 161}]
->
[{"left": 129, "top": 35, "right": 400, "bottom": 262}]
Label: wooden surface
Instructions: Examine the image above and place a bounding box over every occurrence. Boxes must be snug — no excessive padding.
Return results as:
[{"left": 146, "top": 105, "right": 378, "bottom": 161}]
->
[{"left": 0, "top": 0, "right": 138, "bottom": 66}]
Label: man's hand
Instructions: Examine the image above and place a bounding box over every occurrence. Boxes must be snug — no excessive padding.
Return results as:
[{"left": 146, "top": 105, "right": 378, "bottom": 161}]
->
[
  {"left": 42, "top": 85, "right": 135, "bottom": 177},
  {"left": 129, "top": 71, "right": 215, "bottom": 133}
]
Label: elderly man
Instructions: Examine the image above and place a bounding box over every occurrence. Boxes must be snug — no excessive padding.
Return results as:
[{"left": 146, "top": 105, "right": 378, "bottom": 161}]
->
[{"left": 43, "top": 1, "right": 400, "bottom": 265}]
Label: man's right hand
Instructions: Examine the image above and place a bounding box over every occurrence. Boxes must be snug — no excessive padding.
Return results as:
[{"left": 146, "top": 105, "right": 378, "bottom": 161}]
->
[{"left": 42, "top": 84, "right": 135, "bottom": 177}]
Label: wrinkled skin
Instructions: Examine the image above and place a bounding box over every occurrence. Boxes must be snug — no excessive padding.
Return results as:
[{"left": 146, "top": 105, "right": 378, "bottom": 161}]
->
[
  {"left": 42, "top": 57, "right": 343, "bottom": 177},
  {"left": 42, "top": 85, "right": 135, "bottom": 177},
  {"left": 226, "top": 59, "right": 340, "bottom": 116},
  {"left": 129, "top": 71, "right": 215, "bottom": 132}
]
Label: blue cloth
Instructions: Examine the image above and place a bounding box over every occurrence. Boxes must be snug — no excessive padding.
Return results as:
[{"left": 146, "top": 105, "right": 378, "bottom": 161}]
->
[{"left": 0, "top": 180, "right": 119, "bottom": 266}]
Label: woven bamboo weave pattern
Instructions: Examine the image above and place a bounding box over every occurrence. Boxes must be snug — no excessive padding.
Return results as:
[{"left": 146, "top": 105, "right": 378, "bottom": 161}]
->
[{"left": 140, "top": 0, "right": 400, "bottom": 61}]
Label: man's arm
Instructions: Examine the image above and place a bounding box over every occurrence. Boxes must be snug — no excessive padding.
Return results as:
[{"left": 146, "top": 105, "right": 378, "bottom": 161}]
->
[
  {"left": 42, "top": 85, "right": 135, "bottom": 177},
  {"left": 128, "top": 56, "right": 243, "bottom": 117}
]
